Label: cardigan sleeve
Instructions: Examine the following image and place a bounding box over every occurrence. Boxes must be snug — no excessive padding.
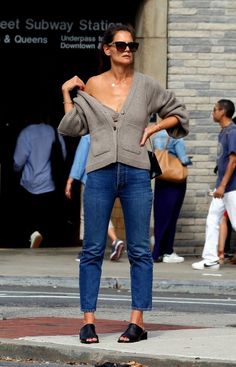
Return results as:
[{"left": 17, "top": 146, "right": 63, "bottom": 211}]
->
[
  {"left": 58, "top": 99, "right": 89, "bottom": 137},
  {"left": 145, "top": 75, "right": 189, "bottom": 138}
]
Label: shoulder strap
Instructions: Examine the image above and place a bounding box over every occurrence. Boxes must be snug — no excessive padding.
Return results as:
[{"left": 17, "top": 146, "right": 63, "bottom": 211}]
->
[{"left": 149, "top": 138, "right": 154, "bottom": 152}]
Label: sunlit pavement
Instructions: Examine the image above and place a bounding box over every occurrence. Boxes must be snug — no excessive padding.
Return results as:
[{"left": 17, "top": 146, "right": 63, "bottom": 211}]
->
[{"left": 0, "top": 247, "right": 236, "bottom": 366}]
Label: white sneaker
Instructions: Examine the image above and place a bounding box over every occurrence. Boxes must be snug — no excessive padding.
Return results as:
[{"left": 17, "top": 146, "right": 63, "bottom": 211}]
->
[
  {"left": 30, "top": 231, "right": 43, "bottom": 249},
  {"left": 192, "top": 259, "right": 220, "bottom": 270},
  {"left": 110, "top": 240, "right": 125, "bottom": 261},
  {"left": 75, "top": 252, "right": 81, "bottom": 262},
  {"left": 163, "top": 253, "right": 184, "bottom": 263}
]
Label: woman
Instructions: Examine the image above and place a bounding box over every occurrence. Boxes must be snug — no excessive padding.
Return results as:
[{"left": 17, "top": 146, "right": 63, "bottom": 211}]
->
[
  {"left": 151, "top": 129, "right": 192, "bottom": 263},
  {"left": 58, "top": 23, "right": 189, "bottom": 344}
]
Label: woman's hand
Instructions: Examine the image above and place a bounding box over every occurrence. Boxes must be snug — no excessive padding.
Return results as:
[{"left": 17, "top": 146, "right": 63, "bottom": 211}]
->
[
  {"left": 62, "top": 76, "right": 86, "bottom": 112},
  {"left": 140, "top": 115, "right": 180, "bottom": 146},
  {"left": 62, "top": 75, "right": 85, "bottom": 93},
  {"left": 140, "top": 125, "right": 158, "bottom": 146}
]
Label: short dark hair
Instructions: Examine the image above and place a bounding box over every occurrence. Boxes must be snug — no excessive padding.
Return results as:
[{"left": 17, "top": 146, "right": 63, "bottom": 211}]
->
[
  {"left": 98, "top": 23, "right": 136, "bottom": 73},
  {"left": 217, "top": 99, "right": 235, "bottom": 118},
  {"left": 101, "top": 23, "right": 136, "bottom": 46}
]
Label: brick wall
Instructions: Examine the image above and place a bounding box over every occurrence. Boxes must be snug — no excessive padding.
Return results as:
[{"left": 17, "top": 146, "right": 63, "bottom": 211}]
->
[{"left": 167, "top": 0, "right": 236, "bottom": 254}]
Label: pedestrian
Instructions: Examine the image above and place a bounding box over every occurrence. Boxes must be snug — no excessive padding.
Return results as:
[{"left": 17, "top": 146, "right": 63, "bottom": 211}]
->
[
  {"left": 192, "top": 99, "right": 236, "bottom": 270},
  {"left": 58, "top": 23, "right": 189, "bottom": 344},
  {"left": 65, "top": 134, "right": 125, "bottom": 261},
  {"left": 151, "top": 129, "right": 192, "bottom": 263},
  {"left": 13, "top": 110, "right": 67, "bottom": 248}
]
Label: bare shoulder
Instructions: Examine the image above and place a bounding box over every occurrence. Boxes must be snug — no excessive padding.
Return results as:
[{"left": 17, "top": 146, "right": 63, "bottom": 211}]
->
[{"left": 85, "top": 74, "right": 104, "bottom": 94}]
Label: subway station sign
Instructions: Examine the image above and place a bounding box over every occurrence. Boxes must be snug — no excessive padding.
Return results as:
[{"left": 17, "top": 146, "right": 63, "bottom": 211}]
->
[{"left": 0, "top": 17, "right": 121, "bottom": 49}]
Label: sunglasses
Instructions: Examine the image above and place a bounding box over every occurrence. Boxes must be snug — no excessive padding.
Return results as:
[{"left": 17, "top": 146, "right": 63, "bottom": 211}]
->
[{"left": 109, "top": 41, "right": 139, "bottom": 53}]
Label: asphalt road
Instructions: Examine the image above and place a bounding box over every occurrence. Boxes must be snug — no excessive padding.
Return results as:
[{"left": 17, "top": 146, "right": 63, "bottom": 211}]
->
[{"left": 1, "top": 285, "right": 236, "bottom": 328}]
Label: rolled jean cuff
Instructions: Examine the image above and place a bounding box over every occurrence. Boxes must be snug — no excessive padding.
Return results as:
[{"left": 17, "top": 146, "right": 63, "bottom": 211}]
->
[{"left": 131, "top": 306, "right": 152, "bottom": 311}]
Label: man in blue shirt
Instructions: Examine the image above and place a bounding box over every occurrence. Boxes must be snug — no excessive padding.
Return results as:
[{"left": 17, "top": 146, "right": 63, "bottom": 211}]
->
[
  {"left": 192, "top": 99, "right": 236, "bottom": 270},
  {"left": 13, "top": 116, "right": 66, "bottom": 248}
]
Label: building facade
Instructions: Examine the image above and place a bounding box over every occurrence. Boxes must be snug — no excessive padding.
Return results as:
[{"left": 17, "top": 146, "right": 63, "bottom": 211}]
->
[{"left": 1, "top": 0, "right": 236, "bottom": 252}]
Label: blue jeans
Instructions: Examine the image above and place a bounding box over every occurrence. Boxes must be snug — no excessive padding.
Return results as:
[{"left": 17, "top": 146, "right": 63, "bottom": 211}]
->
[{"left": 79, "top": 163, "right": 153, "bottom": 312}]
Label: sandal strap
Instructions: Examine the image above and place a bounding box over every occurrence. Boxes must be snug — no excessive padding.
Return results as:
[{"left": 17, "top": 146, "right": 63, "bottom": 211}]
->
[
  {"left": 119, "top": 323, "right": 146, "bottom": 342},
  {"left": 80, "top": 323, "right": 98, "bottom": 342}
]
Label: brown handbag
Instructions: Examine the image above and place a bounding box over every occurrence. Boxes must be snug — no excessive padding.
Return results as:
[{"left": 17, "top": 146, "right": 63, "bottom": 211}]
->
[{"left": 155, "top": 137, "right": 188, "bottom": 183}]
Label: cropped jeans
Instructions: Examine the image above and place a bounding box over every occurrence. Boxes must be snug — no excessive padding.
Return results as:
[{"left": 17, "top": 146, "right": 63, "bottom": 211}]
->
[{"left": 79, "top": 163, "right": 153, "bottom": 312}]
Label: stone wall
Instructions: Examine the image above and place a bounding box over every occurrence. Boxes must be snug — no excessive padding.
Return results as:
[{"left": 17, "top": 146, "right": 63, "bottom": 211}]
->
[{"left": 167, "top": 0, "right": 236, "bottom": 254}]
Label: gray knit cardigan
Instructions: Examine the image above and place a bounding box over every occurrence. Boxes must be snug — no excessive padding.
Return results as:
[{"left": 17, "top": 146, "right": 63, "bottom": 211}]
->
[{"left": 58, "top": 72, "right": 189, "bottom": 173}]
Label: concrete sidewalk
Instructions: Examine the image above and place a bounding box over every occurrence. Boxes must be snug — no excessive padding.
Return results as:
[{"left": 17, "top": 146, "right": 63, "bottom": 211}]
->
[{"left": 0, "top": 247, "right": 236, "bottom": 366}]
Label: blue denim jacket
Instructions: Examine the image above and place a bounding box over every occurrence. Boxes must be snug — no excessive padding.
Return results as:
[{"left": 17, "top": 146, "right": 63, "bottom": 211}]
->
[
  {"left": 69, "top": 134, "right": 90, "bottom": 184},
  {"left": 151, "top": 130, "right": 192, "bottom": 166}
]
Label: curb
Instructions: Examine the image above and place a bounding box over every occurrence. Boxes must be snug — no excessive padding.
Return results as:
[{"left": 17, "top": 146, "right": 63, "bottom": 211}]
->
[{"left": 0, "top": 339, "right": 236, "bottom": 367}]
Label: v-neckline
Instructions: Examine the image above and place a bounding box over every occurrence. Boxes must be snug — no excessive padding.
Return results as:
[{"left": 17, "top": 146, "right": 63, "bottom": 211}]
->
[{"left": 81, "top": 71, "right": 138, "bottom": 114}]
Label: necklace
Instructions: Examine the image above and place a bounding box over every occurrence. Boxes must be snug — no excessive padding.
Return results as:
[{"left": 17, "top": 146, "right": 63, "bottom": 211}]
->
[{"left": 111, "top": 76, "right": 129, "bottom": 88}]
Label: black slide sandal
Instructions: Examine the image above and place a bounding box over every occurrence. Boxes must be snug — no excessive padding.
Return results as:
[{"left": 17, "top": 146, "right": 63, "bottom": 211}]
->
[
  {"left": 118, "top": 323, "right": 148, "bottom": 343},
  {"left": 79, "top": 323, "right": 99, "bottom": 344}
]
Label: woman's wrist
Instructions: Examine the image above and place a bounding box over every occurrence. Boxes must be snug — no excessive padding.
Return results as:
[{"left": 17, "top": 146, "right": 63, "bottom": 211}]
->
[
  {"left": 62, "top": 90, "right": 73, "bottom": 104},
  {"left": 63, "top": 100, "right": 73, "bottom": 104},
  {"left": 155, "top": 123, "right": 162, "bottom": 133}
]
